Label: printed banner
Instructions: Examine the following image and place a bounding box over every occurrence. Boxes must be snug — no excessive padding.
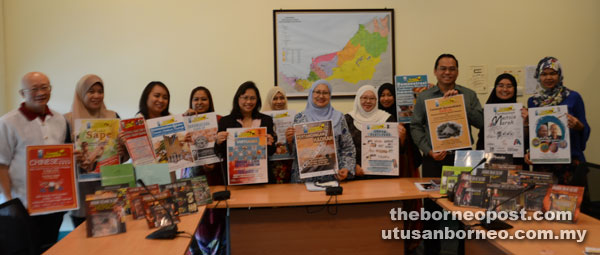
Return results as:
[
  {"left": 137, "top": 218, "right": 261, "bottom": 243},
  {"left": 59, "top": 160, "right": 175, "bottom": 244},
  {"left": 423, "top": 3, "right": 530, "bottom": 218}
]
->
[
  {"left": 294, "top": 120, "right": 338, "bottom": 179},
  {"left": 264, "top": 110, "right": 296, "bottom": 160},
  {"left": 120, "top": 117, "right": 155, "bottom": 166},
  {"left": 425, "top": 95, "right": 471, "bottom": 152},
  {"left": 74, "top": 119, "right": 120, "bottom": 181},
  {"left": 183, "top": 113, "right": 220, "bottom": 166},
  {"left": 395, "top": 75, "right": 428, "bottom": 123},
  {"left": 147, "top": 115, "right": 194, "bottom": 172},
  {"left": 483, "top": 103, "right": 524, "bottom": 157},
  {"left": 226, "top": 127, "right": 268, "bottom": 185},
  {"left": 528, "top": 106, "right": 570, "bottom": 164},
  {"left": 27, "top": 144, "right": 78, "bottom": 215},
  {"left": 361, "top": 123, "right": 399, "bottom": 176}
]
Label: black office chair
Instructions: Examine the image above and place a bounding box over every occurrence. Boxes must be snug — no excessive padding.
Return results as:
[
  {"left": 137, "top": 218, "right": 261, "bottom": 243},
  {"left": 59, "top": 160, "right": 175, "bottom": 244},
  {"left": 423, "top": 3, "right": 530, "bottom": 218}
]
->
[
  {"left": 582, "top": 162, "right": 600, "bottom": 220},
  {"left": 0, "top": 198, "right": 39, "bottom": 255}
]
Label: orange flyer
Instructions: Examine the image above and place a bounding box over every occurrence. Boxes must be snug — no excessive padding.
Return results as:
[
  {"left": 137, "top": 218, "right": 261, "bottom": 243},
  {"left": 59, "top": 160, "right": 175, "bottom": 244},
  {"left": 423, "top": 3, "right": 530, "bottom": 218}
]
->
[
  {"left": 425, "top": 94, "right": 472, "bottom": 152},
  {"left": 26, "top": 144, "right": 78, "bottom": 215}
]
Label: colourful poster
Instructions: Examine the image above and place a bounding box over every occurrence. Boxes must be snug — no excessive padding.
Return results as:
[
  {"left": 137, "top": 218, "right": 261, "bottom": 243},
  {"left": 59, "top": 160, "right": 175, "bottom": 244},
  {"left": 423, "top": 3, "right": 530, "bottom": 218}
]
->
[
  {"left": 483, "top": 103, "right": 524, "bottom": 157},
  {"left": 294, "top": 120, "right": 338, "bottom": 179},
  {"left": 26, "top": 144, "right": 78, "bottom": 215},
  {"left": 395, "top": 75, "right": 428, "bottom": 123},
  {"left": 226, "top": 127, "right": 268, "bottom": 185},
  {"left": 74, "top": 119, "right": 120, "bottom": 181},
  {"left": 183, "top": 113, "right": 220, "bottom": 166},
  {"left": 361, "top": 123, "right": 399, "bottom": 176},
  {"left": 528, "top": 106, "right": 570, "bottom": 164},
  {"left": 425, "top": 95, "right": 472, "bottom": 152},
  {"left": 147, "top": 115, "right": 194, "bottom": 172},
  {"left": 120, "top": 117, "right": 155, "bottom": 166},
  {"left": 264, "top": 110, "right": 297, "bottom": 160}
]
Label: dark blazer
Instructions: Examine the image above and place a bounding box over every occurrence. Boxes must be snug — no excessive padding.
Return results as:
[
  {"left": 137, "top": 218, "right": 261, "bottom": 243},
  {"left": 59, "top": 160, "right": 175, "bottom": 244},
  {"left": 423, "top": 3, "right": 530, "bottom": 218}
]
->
[{"left": 214, "top": 113, "right": 277, "bottom": 158}]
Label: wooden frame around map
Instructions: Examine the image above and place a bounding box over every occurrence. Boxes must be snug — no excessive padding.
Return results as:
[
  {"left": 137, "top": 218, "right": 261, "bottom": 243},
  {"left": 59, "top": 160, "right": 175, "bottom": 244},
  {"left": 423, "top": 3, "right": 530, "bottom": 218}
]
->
[{"left": 273, "top": 9, "right": 395, "bottom": 98}]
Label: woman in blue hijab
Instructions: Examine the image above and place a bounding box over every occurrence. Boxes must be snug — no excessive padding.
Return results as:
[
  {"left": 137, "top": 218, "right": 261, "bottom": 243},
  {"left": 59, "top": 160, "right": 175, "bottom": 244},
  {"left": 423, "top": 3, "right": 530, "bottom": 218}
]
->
[{"left": 286, "top": 80, "right": 356, "bottom": 183}]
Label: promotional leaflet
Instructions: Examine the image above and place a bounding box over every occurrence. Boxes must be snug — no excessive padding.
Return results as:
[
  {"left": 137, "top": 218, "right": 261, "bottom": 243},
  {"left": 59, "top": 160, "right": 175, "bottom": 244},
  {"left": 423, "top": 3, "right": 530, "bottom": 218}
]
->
[
  {"left": 120, "top": 117, "right": 155, "bottom": 166},
  {"left": 395, "top": 75, "right": 428, "bottom": 123},
  {"left": 226, "top": 127, "right": 268, "bottom": 185},
  {"left": 74, "top": 118, "right": 120, "bottom": 181},
  {"left": 147, "top": 115, "right": 194, "bottom": 171},
  {"left": 294, "top": 120, "right": 338, "bottom": 179},
  {"left": 483, "top": 103, "right": 524, "bottom": 157},
  {"left": 361, "top": 123, "right": 399, "bottom": 176},
  {"left": 425, "top": 95, "right": 471, "bottom": 152},
  {"left": 528, "top": 106, "right": 570, "bottom": 164},
  {"left": 264, "top": 110, "right": 297, "bottom": 160},
  {"left": 183, "top": 113, "right": 220, "bottom": 166},
  {"left": 26, "top": 144, "right": 78, "bottom": 215}
]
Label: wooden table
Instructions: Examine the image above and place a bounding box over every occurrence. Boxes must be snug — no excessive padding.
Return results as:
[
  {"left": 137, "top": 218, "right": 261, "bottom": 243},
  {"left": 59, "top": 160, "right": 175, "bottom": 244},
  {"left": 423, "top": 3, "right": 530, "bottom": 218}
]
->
[
  {"left": 44, "top": 207, "right": 205, "bottom": 255},
  {"left": 436, "top": 198, "right": 600, "bottom": 254},
  {"left": 209, "top": 178, "right": 435, "bottom": 255}
]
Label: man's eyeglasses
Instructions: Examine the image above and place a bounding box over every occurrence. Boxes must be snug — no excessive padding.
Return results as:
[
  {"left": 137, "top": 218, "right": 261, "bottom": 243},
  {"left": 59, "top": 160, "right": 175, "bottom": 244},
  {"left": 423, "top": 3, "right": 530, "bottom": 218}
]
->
[{"left": 22, "top": 85, "right": 52, "bottom": 94}]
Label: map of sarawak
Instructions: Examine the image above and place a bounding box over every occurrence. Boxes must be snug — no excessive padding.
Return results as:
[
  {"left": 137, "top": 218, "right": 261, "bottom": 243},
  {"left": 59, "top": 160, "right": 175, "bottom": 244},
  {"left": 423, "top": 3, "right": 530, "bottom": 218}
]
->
[{"left": 276, "top": 12, "right": 393, "bottom": 96}]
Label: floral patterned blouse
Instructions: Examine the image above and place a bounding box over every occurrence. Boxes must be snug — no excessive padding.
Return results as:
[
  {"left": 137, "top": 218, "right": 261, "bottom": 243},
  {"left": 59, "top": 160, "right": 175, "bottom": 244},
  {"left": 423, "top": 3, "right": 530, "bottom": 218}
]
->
[{"left": 290, "top": 111, "right": 356, "bottom": 183}]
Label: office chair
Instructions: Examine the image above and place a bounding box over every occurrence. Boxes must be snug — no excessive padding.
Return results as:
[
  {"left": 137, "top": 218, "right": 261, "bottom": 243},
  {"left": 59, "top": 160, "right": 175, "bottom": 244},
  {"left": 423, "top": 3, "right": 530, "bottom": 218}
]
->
[
  {"left": 583, "top": 162, "right": 600, "bottom": 220},
  {"left": 0, "top": 198, "right": 39, "bottom": 255}
]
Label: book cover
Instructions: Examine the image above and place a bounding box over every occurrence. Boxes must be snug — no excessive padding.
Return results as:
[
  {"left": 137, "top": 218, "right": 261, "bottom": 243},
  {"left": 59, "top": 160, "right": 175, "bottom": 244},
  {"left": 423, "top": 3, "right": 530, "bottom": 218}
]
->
[
  {"left": 161, "top": 180, "right": 198, "bottom": 215},
  {"left": 180, "top": 176, "right": 212, "bottom": 205},
  {"left": 485, "top": 183, "right": 525, "bottom": 212},
  {"left": 543, "top": 184, "right": 584, "bottom": 222},
  {"left": 183, "top": 113, "right": 220, "bottom": 166},
  {"left": 425, "top": 95, "right": 472, "bottom": 152},
  {"left": 294, "top": 120, "right": 338, "bottom": 179},
  {"left": 529, "top": 106, "right": 571, "bottom": 164},
  {"left": 120, "top": 117, "right": 155, "bottom": 166},
  {"left": 361, "top": 123, "right": 399, "bottom": 176},
  {"left": 127, "top": 184, "right": 160, "bottom": 220},
  {"left": 142, "top": 191, "right": 181, "bottom": 228},
  {"left": 476, "top": 169, "right": 508, "bottom": 184},
  {"left": 394, "top": 75, "right": 428, "bottom": 123},
  {"left": 96, "top": 184, "right": 130, "bottom": 214},
  {"left": 440, "top": 166, "right": 472, "bottom": 195},
  {"left": 147, "top": 115, "right": 194, "bottom": 172},
  {"left": 100, "top": 163, "right": 136, "bottom": 187},
  {"left": 226, "top": 127, "right": 268, "bottom": 185},
  {"left": 26, "top": 144, "right": 79, "bottom": 215},
  {"left": 483, "top": 103, "right": 524, "bottom": 157},
  {"left": 85, "top": 197, "right": 126, "bottom": 238},
  {"left": 484, "top": 153, "right": 521, "bottom": 170},
  {"left": 264, "top": 110, "right": 297, "bottom": 160},
  {"left": 74, "top": 118, "right": 120, "bottom": 181},
  {"left": 454, "top": 174, "right": 489, "bottom": 208}
]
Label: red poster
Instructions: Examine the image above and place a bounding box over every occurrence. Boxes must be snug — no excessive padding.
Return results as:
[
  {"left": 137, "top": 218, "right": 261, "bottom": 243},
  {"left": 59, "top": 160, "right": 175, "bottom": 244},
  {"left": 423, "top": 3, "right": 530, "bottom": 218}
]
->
[{"left": 27, "top": 144, "right": 78, "bottom": 215}]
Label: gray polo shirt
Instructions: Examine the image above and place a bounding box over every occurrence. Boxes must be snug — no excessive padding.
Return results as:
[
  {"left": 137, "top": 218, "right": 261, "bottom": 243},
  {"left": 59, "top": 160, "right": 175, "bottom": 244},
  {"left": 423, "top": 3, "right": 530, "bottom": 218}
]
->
[{"left": 410, "top": 84, "right": 483, "bottom": 155}]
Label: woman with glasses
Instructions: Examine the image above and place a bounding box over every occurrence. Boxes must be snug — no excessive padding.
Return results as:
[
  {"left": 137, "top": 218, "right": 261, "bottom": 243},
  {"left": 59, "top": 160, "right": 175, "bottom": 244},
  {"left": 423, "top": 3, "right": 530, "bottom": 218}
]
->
[
  {"left": 214, "top": 81, "right": 276, "bottom": 184},
  {"left": 287, "top": 80, "right": 356, "bottom": 183},
  {"left": 64, "top": 74, "right": 127, "bottom": 227},
  {"left": 525, "top": 57, "right": 590, "bottom": 185},
  {"left": 476, "top": 73, "right": 529, "bottom": 169},
  {"left": 345, "top": 85, "right": 407, "bottom": 179}
]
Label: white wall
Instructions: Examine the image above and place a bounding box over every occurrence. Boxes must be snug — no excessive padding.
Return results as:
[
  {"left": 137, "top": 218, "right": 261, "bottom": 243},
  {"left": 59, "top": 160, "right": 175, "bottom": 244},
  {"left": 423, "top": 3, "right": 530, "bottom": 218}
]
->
[
  {"left": 0, "top": 0, "right": 6, "bottom": 114},
  {"left": 3, "top": 0, "right": 599, "bottom": 160}
]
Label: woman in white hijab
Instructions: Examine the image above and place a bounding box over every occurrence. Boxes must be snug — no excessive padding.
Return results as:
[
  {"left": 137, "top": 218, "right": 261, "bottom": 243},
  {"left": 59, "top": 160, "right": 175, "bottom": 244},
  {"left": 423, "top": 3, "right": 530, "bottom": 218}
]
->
[{"left": 344, "top": 85, "right": 407, "bottom": 177}]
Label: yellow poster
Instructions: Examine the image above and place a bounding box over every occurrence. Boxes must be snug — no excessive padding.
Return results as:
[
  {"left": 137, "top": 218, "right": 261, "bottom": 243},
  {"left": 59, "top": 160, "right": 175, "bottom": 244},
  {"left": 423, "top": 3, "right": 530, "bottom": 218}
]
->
[{"left": 425, "top": 95, "right": 471, "bottom": 152}]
